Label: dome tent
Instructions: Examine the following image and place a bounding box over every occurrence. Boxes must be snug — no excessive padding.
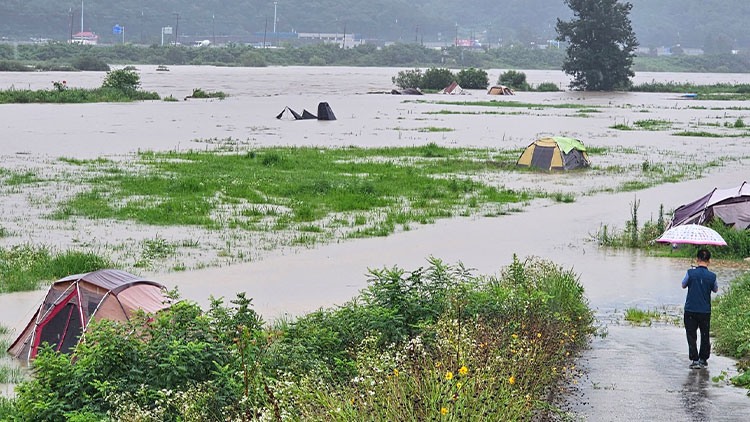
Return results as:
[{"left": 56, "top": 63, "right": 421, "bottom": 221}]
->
[
  {"left": 7, "top": 269, "right": 169, "bottom": 363},
  {"left": 516, "top": 137, "right": 590, "bottom": 171},
  {"left": 667, "top": 182, "right": 750, "bottom": 230}
]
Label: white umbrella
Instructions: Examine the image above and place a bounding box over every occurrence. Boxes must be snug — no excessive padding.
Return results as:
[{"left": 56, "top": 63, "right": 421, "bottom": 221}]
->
[{"left": 656, "top": 224, "right": 727, "bottom": 246}]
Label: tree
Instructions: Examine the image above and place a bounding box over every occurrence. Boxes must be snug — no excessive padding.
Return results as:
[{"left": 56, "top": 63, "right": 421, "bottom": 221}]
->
[
  {"left": 102, "top": 69, "right": 140, "bottom": 91},
  {"left": 498, "top": 70, "right": 530, "bottom": 91},
  {"left": 556, "top": 0, "right": 638, "bottom": 91},
  {"left": 456, "top": 68, "right": 489, "bottom": 89}
]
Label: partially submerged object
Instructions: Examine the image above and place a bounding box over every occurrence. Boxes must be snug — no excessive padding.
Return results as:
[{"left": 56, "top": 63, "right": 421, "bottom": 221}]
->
[
  {"left": 276, "top": 106, "right": 302, "bottom": 120},
  {"left": 488, "top": 85, "right": 515, "bottom": 95},
  {"left": 668, "top": 182, "right": 750, "bottom": 230},
  {"left": 317, "top": 102, "right": 336, "bottom": 120},
  {"left": 8, "top": 269, "right": 169, "bottom": 363},
  {"left": 516, "top": 137, "right": 590, "bottom": 171},
  {"left": 301, "top": 109, "right": 317, "bottom": 119},
  {"left": 442, "top": 82, "right": 465, "bottom": 95},
  {"left": 156, "top": 65, "right": 170, "bottom": 71},
  {"left": 391, "top": 88, "right": 423, "bottom": 95}
]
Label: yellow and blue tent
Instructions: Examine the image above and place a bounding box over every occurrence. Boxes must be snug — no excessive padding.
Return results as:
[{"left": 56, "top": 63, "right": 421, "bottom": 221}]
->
[{"left": 516, "top": 137, "right": 590, "bottom": 171}]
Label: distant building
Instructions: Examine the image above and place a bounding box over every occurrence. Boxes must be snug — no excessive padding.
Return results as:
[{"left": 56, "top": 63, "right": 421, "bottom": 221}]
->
[
  {"left": 297, "top": 33, "right": 363, "bottom": 48},
  {"left": 71, "top": 32, "right": 99, "bottom": 45}
]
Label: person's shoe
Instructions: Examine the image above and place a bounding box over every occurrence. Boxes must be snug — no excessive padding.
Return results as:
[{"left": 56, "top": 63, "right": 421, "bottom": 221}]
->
[
  {"left": 690, "top": 361, "right": 702, "bottom": 369},
  {"left": 698, "top": 359, "right": 708, "bottom": 368}
]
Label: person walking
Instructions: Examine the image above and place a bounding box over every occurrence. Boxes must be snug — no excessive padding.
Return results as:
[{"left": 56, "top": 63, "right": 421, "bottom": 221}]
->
[{"left": 681, "top": 249, "right": 718, "bottom": 369}]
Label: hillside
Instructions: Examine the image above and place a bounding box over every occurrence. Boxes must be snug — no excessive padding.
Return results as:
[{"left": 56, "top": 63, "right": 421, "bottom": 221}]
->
[{"left": 0, "top": 0, "right": 747, "bottom": 50}]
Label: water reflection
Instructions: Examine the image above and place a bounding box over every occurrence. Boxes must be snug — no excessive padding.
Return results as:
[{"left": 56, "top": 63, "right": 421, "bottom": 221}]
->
[{"left": 681, "top": 369, "right": 711, "bottom": 421}]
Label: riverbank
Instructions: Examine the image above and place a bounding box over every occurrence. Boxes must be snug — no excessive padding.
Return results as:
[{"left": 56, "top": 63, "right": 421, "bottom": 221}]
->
[{"left": 0, "top": 257, "right": 593, "bottom": 421}]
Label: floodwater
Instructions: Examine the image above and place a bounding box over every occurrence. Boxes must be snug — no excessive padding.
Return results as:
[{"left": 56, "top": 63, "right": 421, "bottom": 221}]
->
[{"left": 1, "top": 66, "right": 749, "bottom": 415}]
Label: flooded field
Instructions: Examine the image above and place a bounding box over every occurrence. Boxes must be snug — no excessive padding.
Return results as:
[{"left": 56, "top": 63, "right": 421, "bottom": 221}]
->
[
  {"left": 1, "top": 66, "right": 749, "bottom": 322},
  {"left": 1, "top": 65, "right": 749, "bottom": 417}
]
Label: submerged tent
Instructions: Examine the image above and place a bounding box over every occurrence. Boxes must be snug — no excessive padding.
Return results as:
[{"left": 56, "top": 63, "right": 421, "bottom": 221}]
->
[
  {"left": 8, "top": 269, "right": 169, "bottom": 363},
  {"left": 442, "top": 82, "right": 464, "bottom": 95},
  {"left": 516, "top": 137, "right": 590, "bottom": 171},
  {"left": 391, "top": 88, "right": 423, "bottom": 95},
  {"left": 276, "top": 107, "right": 301, "bottom": 120},
  {"left": 668, "top": 182, "right": 750, "bottom": 230},
  {"left": 317, "top": 102, "right": 336, "bottom": 120},
  {"left": 488, "top": 85, "right": 514, "bottom": 95},
  {"left": 301, "top": 109, "right": 317, "bottom": 119}
]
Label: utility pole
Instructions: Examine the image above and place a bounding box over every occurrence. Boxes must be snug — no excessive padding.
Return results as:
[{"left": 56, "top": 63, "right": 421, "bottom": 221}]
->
[
  {"left": 140, "top": 10, "right": 144, "bottom": 44},
  {"left": 69, "top": 8, "right": 74, "bottom": 42},
  {"left": 212, "top": 14, "right": 216, "bottom": 45},
  {"left": 342, "top": 22, "right": 347, "bottom": 48},
  {"left": 263, "top": 17, "right": 268, "bottom": 48},
  {"left": 415, "top": 25, "right": 418, "bottom": 43},
  {"left": 81, "top": 0, "right": 84, "bottom": 33},
  {"left": 273, "top": 2, "right": 278, "bottom": 34},
  {"left": 174, "top": 13, "right": 180, "bottom": 46}
]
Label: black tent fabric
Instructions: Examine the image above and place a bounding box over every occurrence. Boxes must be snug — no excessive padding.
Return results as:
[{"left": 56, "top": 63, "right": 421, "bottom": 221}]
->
[
  {"left": 317, "top": 102, "right": 336, "bottom": 121},
  {"left": 301, "top": 109, "right": 318, "bottom": 120},
  {"left": 391, "top": 88, "right": 423, "bottom": 95},
  {"left": 276, "top": 107, "right": 301, "bottom": 120}
]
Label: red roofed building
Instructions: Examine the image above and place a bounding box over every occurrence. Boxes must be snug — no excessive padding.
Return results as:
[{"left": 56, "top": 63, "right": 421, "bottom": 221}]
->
[{"left": 72, "top": 31, "right": 99, "bottom": 45}]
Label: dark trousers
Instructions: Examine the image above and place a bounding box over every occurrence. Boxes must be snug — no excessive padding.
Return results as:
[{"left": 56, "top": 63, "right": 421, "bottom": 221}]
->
[{"left": 684, "top": 311, "right": 711, "bottom": 361}]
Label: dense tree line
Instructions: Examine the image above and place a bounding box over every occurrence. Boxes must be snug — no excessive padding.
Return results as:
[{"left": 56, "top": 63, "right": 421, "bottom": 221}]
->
[{"left": 0, "top": 0, "right": 748, "bottom": 49}]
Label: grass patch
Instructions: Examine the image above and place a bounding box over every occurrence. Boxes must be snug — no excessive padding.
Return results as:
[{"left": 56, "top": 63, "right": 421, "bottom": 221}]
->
[
  {"left": 188, "top": 88, "right": 227, "bottom": 99},
  {"left": 672, "top": 131, "right": 726, "bottom": 138},
  {"left": 417, "top": 126, "right": 454, "bottom": 132},
  {"left": 551, "top": 192, "right": 576, "bottom": 203},
  {"left": 417, "top": 99, "right": 601, "bottom": 110},
  {"left": 55, "top": 145, "right": 532, "bottom": 240},
  {"left": 712, "top": 273, "right": 750, "bottom": 391},
  {"left": 633, "top": 119, "right": 672, "bottom": 131},
  {"left": 0, "top": 87, "right": 159, "bottom": 104},
  {"left": 610, "top": 123, "right": 633, "bottom": 130},
  {"left": 624, "top": 308, "right": 662, "bottom": 326},
  {"left": 422, "top": 110, "right": 525, "bottom": 116},
  {"left": 631, "top": 81, "right": 750, "bottom": 94},
  {"left": 0, "top": 245, "right": 111, "bottom": 292}
]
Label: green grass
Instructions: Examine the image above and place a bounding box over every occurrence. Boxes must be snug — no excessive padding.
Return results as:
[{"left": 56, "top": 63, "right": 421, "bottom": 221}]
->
[
  {"left": 0, "top": 245, "right": 111, "bottom": 292},
  {"left": 610, "top": 124, "right": 633, "bottom": 130},
  {"left": 54, "top": 145, "right": 532, "bottom": 240},
  {"left": 673, "top": 129, "right": 750, "bottom": 138},
  {"left": 624, "top": 308, "right": 662, "bottom": 325},
  {"left": 415, "top": 99, "right": 601, "bottom": 110},
  {"left": 712, "top": 273, "right": 750, "bottom": 391},
  {"left": 422, "top": 110, "right": 525, "bottom": 116},
  {"left": 0, "top": 87, "right": 159, "bottom": 104},
  {"left": 631, "top": 82, "right": 750, "bottom": 94},
  {"left": 551, "top": 192, "right": 576, "bottom": 203},
  {"left": 633, "top": 119, "right": 672, "bottom": 131},
  {"left": 189, "top": 88, "right": 227, "bottom": 99},
  {"left": 417, "top": 126, "right": 455, "bottom": 132}
]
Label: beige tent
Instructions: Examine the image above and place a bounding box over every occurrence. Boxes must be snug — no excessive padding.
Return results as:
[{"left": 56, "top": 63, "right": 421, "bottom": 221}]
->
[
  {"left": 442, "top": 81, "right": 464, "bottom": 95},
  {"left": 8, "top": 269, "right": 169, "bottom": 363},
  {"left": 488, "top": 85, "right": 515, "bottom": 95}
]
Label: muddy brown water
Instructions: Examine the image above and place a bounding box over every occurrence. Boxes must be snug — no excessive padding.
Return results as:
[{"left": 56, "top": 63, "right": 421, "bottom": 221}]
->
[{"left": 1, "top": 66, "right": 749, "bottom": 415}]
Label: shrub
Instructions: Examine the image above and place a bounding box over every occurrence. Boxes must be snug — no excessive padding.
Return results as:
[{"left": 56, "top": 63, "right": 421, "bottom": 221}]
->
[
  {"left": 499, "top": 69, "right": 531, "bottom": 91},
  {"left": 421, "top": 67, "right": 455, "bottom": 90},
  {"left": 308, "top": 55, "right": 326, "bottom": 66},
  {"left": 101, "top": 68, "right": 140, "bottom": 91},
  {"left": 536, "top": 81, "right": 561, "bottom": 92},
  {"left": 239, "top": 50, "right": 267, "bottom": 67},
  {"left": 456, "top": 67, "right": 489, "bottom": 89},
  {"left": 392, "top": 68, "right": 423, "bottom": 89},
  {"left": 71, "top": 55, "right": 110, "bottom": 71}
]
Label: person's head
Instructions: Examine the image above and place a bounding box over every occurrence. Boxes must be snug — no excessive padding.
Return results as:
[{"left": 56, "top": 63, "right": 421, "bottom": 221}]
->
[{"left": 697, "top": 249, "right": 711, "bottom": 265}]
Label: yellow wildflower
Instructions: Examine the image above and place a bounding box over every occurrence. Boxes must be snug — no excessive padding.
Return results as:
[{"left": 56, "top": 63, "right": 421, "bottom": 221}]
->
[
  {"left": 456, "top": 382, "right": 462, "bottom": 388},
  {"left": 512, "top": 334, "right": 518, "bottom": 339},
  {"left": 537, "top": 333, "right": 542, "bottom": 338},
  {"left": 573, "top": 380, "right": 578, "bottom": 384},
  {"left": 441, "top": 407, "right": 448, "bottom": 415},
  {"left": 445, "top": 371, "right": 453, "bottom": 380},
  {"left": 508, "top": 376, "right": 515, "bottom": 385},
  {"left": 394, "top": 369, "right": 399, "bottom": 377},
  {"left": 435, "top": 362, "right": 442, "bottom": 368},
  {"left": 459, "top": 366, "right": 468, "bottom": 375}
]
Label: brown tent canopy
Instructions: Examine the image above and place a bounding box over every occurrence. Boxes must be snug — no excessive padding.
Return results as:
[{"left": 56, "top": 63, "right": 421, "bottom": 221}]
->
[
  {"left": 488, "top": 85, "right": 515, "bottom": 95},
  {"left": 8, "top": 269, "right": 169, "bottom": 363},
  {"left": 668, "top": 182, "right": 750, "bottom": 230}
]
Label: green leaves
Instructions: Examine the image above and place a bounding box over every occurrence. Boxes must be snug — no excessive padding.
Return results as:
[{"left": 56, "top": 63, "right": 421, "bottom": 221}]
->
[{"left": 557, "top": 0, "right": 639, "bottom": 90}]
